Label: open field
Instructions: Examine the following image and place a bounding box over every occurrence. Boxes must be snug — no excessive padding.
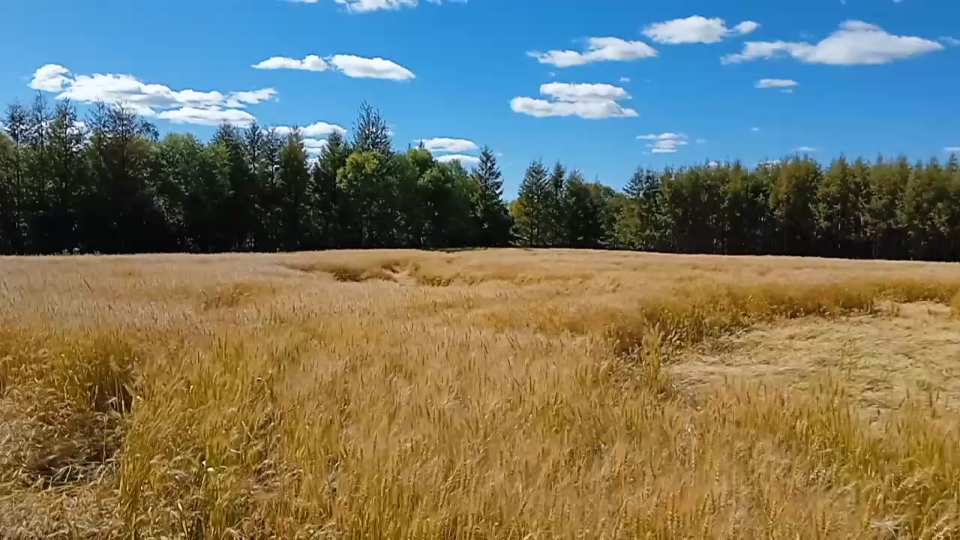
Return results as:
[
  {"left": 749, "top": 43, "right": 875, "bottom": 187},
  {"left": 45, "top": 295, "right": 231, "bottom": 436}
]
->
[{"left": 3, "top": 249, "right": 960, "bottom": 538}]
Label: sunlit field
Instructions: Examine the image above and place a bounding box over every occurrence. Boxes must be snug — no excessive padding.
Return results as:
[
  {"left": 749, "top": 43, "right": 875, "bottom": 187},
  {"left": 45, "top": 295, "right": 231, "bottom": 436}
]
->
[{"left": 4, "top": 249, "right": 960, "bottom": 539}]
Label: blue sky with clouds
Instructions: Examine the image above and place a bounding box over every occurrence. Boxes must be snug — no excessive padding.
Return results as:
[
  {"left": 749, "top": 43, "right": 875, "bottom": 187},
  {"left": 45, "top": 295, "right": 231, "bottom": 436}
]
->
[{"left": 1, "top": 0, "right": 958, "bottom": 195}]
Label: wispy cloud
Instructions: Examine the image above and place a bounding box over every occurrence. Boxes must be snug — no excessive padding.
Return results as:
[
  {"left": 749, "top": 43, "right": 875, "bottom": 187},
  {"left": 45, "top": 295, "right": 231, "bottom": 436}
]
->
[
  {"left": 288, "top": 0, "right": 466, "bottom": 13},
  {"left": 637, "top": 133, "right": 689, "bottom": 153},
  {"left": 529, "top": 37, "right": 657, "bottom": 68},
  {"left": 723, "top": 21, "right": 943, "bottom": 64},
  {"left": 254, "top": 54, "right": 414, "bottom": 80}
]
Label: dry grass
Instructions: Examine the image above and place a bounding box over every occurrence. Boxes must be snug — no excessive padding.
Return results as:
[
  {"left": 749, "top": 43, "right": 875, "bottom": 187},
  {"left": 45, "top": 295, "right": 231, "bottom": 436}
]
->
[{"left": 3, "top": 249, "right": 960, "bottom": 538}]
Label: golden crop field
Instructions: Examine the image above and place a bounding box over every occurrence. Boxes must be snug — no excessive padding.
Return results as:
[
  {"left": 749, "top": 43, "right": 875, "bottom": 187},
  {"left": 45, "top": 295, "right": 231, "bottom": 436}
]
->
[{"left": 3, "top": 249, "right": 960, "bottom": 539}]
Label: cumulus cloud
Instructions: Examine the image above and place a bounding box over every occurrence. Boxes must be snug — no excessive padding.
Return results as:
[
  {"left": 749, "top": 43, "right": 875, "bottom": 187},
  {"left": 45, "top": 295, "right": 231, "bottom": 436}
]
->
[
  {"left": 256, "top": 54, "right": 414, "bottom": 80},
  {"left": 288, "top": 0, "right": 466, "bottom": 13},
  {"left": 275, "top": 121, "right": 347, "bottom": 138},
  {"left": 417, "top": 137, "right": 478, "bottom": 153},
  {"left": 637, "top": 133, "right": 689, "bottom": 153},
  {"left": 157, "top": 107, "right": 257, "bottom": 127},
  {"left": 644, "top": 16, "right": 759, "bottom": 44},
  {"left": 302, "top": 138, "right": 330, "bottom": 155},
  {"left": 722, "top": 21, "right": 943, "bottom": 64},
  {"left": 253, "top": 55, "right": 329, "bottom": 71},
  {"left": 28, "top": 64, "right": 275, "bottom": 126},
  {"left": 436, "top": 154, "right": 481, "bottom": 165},
  {"left": 511, "top": 82, "right": 638, "bottom": 119},
  {"left": 756, "top": 78, "right": 798, "bottom": 89},
  {"left": 29, "top": 64, "right": 72, "bottom": 92},
  {"left": 529, "top": 37, "right": 657, "bottom": 68},
  {"left": 540, "top": 82, "right": 629, "bottom": 103}
]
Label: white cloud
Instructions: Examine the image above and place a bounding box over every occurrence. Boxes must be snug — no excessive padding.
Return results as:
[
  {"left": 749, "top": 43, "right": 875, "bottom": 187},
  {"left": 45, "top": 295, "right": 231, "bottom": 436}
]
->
[
  {"left": 751, "top": 127, "right": 761, "bottom": 132},
  {"left": 644, "top": 16, "right": 759, "bottom": 44},
  {"left": 941, "top": 37, "right": 960, "bottom": 46},
  {"left": 529, "top": 37, "right": 657, "bottom": 67},
  {"left": 417, "top": 137, "right": 478, "bottom": 153},
  {"left": 620, "top": 76, "right": 631, "bottom": 83},
  {"left": 254, "top": 54, "right": 414, "bottom": 80},
  {"left": 328, "top": 55, "right": 415, "bottom": 80},
  {"left": 275, "top": 121, "right": 347, "bottom": 138},
  {"left": 294, "top": 0, "right": 465, "bottom": 13},
  {"left": 511, "top": 98, "right": 637, "bottom": 119},
  {"left": 723, "top": 21, "right": 944, "bottom": 64},
  {"left": 29, "top": 64, "right": 72, "bottom": 92},
  {"left": 638, "top": 133, "right": 689, "bottom": 153},
  {"left": 795, "top": 146, "right": 817, "bottom": 152},
  {"left": 756, "top": 78, "right": 799, "bottom": 89},
  {"left": 759, "top": 160, "right": 782, "bottom": 166},
  {"left": 511, "top": 82, "right": 638, "bottom": 119},
  {"left": 157, "top": 107, "right": 257, "bottom": 127},
  {"left": 303, "top": 138, "right": 330, "bottom": 155},
  {"left": 637, "top": 132, "right": 687, "bottom": 140},
  {"left": 708, "top": 161, "right": 720, "bottom": 168},
  {"left": 28, "top": 64, "right": 276, "bottom": 126},
  {"left": 436, "top": 154, "right": 481, "bottom": 165},
  {"left": 540, "top": 82, "right": 629, "bottom": 103},
  {"left": 944, "top": 147, "right": 960, "bottom": 153},
  {"left": 253, "top": 55, "right": 329, "bottom": 71}
]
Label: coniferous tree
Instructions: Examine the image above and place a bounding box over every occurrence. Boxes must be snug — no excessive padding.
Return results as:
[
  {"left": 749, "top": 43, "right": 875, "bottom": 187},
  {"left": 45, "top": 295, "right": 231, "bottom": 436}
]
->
[
  {"left": 2, "top": 101, "right": 29, "bottom": 253},
  {"left": 278, "top": 130, "right": 311, "bottom": 251},
  {"left": 0, "top": 95, "right": 958, "bottom": 262},
  {"left": 307, "top": 130, "right": 349, "bottom": 249},
  {"left": 770, "top": 157, "right": 820, "bottom": 256},
  {"left": 564, "top": 170, "right": 605, "bottom": 248},
  {"left": 45, "top": 100, "right": 87, "bottom": 253},
  {"left": 513, "top": 160, "right": 549, "bottom": 247},
  {"left": 543, "top": 161, "right": 568, "bottom": 246},
  {"left": 470, "top": 146, "right": 512, "bottom": 247}
]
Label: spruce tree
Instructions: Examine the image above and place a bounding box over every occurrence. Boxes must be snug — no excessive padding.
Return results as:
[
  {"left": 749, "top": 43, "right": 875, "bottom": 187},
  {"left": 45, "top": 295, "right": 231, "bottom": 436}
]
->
[
  {"left": 513, "top": 160, "right": 549, "bottom": 247},
  {"left": 471, "top": 146, "right": 512, "bottom": 247},
  {"left": 278, "top": 130, "right": 311, "bottom": 251}
]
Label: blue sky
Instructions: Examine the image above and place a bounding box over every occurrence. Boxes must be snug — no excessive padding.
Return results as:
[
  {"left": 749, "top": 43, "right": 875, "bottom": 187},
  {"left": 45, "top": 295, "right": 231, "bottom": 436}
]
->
[{"left": 2, "top": 0, "right": 958, "bottom": 195}]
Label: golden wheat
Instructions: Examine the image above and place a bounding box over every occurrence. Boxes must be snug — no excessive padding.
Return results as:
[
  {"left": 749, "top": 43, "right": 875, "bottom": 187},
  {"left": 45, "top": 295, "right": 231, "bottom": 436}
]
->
[{"left": 2, "top": 249, "right": 960, "bottom": 538}]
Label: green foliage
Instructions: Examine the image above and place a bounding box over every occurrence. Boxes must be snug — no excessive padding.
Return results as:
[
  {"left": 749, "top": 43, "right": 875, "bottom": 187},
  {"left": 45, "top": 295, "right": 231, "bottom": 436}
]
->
[
  {"left": 513, "top": 160, "right": 549, "bottom": 247},
  {"left": 471, "top": 147, "right": 513, "bottom": 247},
  {"left": 2, "top": 95, "right": 959, "bottom": 260}
]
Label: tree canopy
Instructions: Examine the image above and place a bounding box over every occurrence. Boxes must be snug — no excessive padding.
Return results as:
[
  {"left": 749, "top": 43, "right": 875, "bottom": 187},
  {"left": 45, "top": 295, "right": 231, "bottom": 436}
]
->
[{"left": 2, "top": 96, "right": 959, "bottom": 261}]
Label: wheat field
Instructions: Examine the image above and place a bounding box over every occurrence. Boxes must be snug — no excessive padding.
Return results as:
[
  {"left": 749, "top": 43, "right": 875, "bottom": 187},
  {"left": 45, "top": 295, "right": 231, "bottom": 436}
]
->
[{"left": 3, "top": 249, "right": 960, "bottom": 539}]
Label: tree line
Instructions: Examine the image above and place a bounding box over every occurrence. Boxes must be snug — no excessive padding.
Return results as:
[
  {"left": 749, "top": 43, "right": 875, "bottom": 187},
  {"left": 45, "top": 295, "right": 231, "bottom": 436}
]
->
[{"left": 1, "top": 96, "right": 959, "bottom": 261}]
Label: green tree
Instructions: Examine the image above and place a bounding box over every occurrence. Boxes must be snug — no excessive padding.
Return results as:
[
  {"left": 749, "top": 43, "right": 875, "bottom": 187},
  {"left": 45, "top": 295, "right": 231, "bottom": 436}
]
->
[
  {"left": 2, "top": 101, "right": 29, "bottom": 253},
  {"left": 543, "top": 162, "right": 568, "bottom": 246},
  {"left": 770, "top": 157, "right": 821, "bottom": 256},
  {"left": 84, "top": 103, "right": 165, "bottom": 254},
  {"left": 278, "top": 130, "right": 311, "bottom": 250},
  {"left": 564, "top": 170, "right": 605, "bottom": 248},
  {"left": 470, "top": 147, "right": 512, "bottom": 247},
  {"left": 45, "top": 100, "right": 88, "bottom": 253},
  {"left": 307, "top": 130, "right": 349, "bottom": 249},
  {"left": 512, "top": 160, "right": 549, "bottom": 247}
]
